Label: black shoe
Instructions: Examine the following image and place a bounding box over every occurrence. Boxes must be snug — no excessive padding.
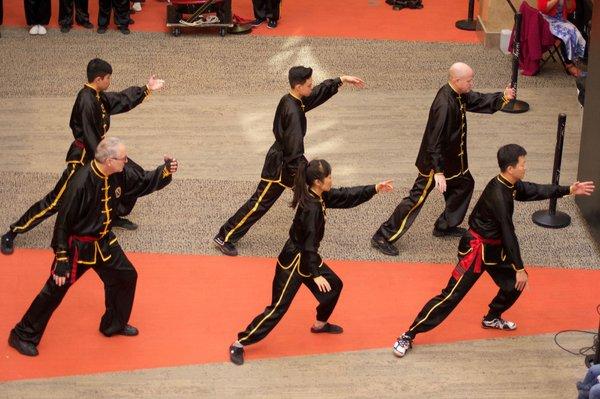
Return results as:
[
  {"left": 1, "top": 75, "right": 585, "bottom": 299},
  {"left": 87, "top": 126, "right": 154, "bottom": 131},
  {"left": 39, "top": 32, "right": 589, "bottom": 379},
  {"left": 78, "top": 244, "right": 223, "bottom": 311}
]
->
[
  {"left": 213, "top": 236, "right": 238, "bottom": 256},
  {"left": 432, "top": 226, "right": 467, "bottom": 238},
  {"left": 9, "top": 330, "right": 38, "bottom": 356},
  {"left": 117, "top": 324, "right": 139, "bottom": 336},
  {"left": 119, "top": 27, "right": 131, "bottom": 35},
  {"left": 1, "top": 232, "right": 15, "bottom": 255},
  {"left": 97, "top": 26, "right": 108, "bottom": 34},
  {"left": 407, "top": 0, "right": 424, "bottom": 8},
  {"left": 77, "top": 21, "right": 94, "bottom": 29},
  {"left": 250, "top": 17, "right": 266, "bottom": 27},
  {"left": 392, "top": 0, "right": 408, "bottom": 10},
  {"left": 267, "top": 19, "right": 277, "bottom": 29},
  {"left": 310, "top": 322, "right": 343, "bottom": 334},
  {"left": 60, "top": 25, "right": 71, "bottom": 33},
  {"left": 229, "top": 344, "right": 244, "bottom": 365},
  {"left": 371, "top": 234, "right": 399, "bottom": 256},
  {"left": 113, "top": 216, "right": 138, "bottom": 230}
]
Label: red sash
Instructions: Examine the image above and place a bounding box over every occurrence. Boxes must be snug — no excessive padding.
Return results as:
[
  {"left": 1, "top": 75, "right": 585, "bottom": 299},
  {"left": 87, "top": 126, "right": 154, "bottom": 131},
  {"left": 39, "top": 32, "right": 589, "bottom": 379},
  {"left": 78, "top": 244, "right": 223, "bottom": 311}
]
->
[
  {"left": 66, "top": 235, "right": 98, "bottom": 283},
  {"left": 73, "top": 139, "right": 85, "bottom": 149},
  {"left": 452, "top": 229, "right": 501, "bottom": 279}
]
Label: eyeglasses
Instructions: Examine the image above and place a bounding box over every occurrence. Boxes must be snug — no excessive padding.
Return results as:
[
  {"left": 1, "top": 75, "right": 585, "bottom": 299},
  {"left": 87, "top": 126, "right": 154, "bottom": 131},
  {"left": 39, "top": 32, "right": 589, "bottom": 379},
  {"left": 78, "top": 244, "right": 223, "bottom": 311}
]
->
[{"left": 111, "top": 156, "right": 128, "bottom": 162}]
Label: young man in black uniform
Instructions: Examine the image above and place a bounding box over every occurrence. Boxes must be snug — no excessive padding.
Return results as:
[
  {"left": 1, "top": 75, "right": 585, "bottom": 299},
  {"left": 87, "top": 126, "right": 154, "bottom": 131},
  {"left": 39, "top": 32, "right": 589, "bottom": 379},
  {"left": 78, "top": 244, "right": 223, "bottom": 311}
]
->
[
  {"left": 1, "top": 59, "right": 164, "bottom": 255},
  {"left": 371, "top": 62, "right": 515, "bottom": 257},
  {"left": 251, "top": 0, "right": 280, "bottom": 29},
  {"left": 392, "top": 144, "right": 595, "bottom": 358},
  {"left": 8, "top": 137, "right": 178, "bottom": 357},
  {"left": 214, "top": 66, "right": 365, "bottom": 257}
]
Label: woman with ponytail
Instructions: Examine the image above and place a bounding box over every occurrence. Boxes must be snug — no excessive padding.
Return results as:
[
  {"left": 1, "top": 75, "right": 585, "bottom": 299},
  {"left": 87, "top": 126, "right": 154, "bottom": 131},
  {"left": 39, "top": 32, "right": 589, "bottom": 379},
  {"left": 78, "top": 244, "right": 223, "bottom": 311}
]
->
[{"left": 229, "top": 159, "right": 393, "bottom": 365}]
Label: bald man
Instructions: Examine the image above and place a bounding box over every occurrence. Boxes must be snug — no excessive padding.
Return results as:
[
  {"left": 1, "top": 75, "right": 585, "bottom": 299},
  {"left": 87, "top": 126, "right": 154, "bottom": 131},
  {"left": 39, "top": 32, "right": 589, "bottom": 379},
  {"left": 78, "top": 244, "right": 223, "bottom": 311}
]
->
[{"left": 371, "top": 63, "right": 515, "bottom": 256}]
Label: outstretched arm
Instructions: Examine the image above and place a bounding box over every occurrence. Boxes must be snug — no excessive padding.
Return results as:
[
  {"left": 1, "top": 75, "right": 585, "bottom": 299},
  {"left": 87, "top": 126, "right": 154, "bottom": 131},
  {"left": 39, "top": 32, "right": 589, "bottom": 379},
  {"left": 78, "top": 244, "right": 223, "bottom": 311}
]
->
[
  {"left": 324, "top": 180, "right": 393, "bottom": 209},
  {"left": 104, "top": 75, "right": 164, "bottom": 115},
  {"left": 303, "top": 76, "right": 365, "bottom": 112}
]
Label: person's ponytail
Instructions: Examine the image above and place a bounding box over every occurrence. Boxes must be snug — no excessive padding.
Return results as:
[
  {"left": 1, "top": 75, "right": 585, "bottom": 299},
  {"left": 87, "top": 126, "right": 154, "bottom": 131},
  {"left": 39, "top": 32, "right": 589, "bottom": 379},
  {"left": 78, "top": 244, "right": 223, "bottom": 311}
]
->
[{"left": 290, "top": 159, "right": 332, "bottom": 209}]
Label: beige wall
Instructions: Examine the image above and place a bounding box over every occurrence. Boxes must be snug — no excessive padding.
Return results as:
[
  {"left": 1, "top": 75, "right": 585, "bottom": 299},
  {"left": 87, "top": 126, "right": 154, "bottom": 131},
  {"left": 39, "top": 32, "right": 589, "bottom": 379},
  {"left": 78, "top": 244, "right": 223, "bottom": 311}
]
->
[{"left": 479, "top": 0, "right": 538, "bottom": 33}]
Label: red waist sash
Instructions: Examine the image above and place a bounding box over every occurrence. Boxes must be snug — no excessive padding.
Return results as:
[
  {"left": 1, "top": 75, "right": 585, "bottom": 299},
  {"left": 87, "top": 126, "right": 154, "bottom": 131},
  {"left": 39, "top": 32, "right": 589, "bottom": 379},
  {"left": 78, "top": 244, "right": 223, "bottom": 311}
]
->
[{"left": 452, "top": 229, "right": 501, "bottom": 279}]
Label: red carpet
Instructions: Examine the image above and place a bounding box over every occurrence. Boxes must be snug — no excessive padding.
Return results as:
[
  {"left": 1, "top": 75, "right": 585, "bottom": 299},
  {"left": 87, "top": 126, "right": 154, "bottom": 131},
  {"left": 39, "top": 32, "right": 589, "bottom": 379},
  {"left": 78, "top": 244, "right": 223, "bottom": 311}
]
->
[
  {"left": 2, "top": 0, "right": 480, "bottom": 42},
  {"left": 0, "top": 248, "right": 598, "bottom": 381}
]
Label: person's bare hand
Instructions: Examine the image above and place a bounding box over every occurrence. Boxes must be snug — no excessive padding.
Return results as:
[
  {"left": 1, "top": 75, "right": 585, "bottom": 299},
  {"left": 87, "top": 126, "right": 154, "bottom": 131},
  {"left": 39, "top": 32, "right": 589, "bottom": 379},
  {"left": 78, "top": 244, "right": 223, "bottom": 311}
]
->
[
  {"left": 515, "top": 269, "right": 528, "bottom": 291},
  {"left": 376, "top": 180, "right": 394, "bottom": 193},
  {"left": 504, "top": 85, "right": 516, "bottom": 100},
  {"left": 434, "top": 173, "right": 447, "bottom": 194},
  {"left": 164, "top": 155, "right": 178, "bottom": 174},
  {"left": 147, "top": 75, "right": 165, "bottom": 91},
  {"left": 340, "top": 76, "right": 366, "bottom": 89},
  {"left": 313, "top": 276, "right": 331, "bottom": 293},
  {"left": 570, "top": 181, "right": 595, "bottom": 196}
]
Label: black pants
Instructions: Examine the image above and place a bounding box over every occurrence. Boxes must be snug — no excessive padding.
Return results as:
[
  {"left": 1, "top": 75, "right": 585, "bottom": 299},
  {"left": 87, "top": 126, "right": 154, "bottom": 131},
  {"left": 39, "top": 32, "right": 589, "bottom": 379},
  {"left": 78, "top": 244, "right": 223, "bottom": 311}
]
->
[
  {"left": 252, "top": 0, "right": 281, "bottom": 20},
  {"left": 24, "top": 0, "right": 51, "bottom": 25},
  {"left": 376, "top": 171, "right": 474, "bottom": 243},
  {"left": 237, "top": 261, "right": 343, "bottom": 346},
  {"left": 12, "top": 243, "right": 138, "bottom": 346},
  {"left": 59, "top": 0, "right": 91, "bottom": 27},
  {"left": 404, "top": 261, "right": 522, "bottom": 340},
  {"left": 217, "top": 180, "right": 286, "bottom": 244},
  {"left": 10, "top": 162, "right": 136, "bottom": 236},
  {"left": 98, "top": 0, "right": 130, "bottom": 28}
]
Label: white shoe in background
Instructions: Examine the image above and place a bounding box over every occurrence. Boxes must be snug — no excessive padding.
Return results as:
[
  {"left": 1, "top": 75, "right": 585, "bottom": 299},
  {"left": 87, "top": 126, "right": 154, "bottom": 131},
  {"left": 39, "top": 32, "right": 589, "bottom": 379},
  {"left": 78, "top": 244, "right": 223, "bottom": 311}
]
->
[
  {"left": 29, "top": 25, "right": 40, "bottom": 35},
  {"left": 132, "top": 2, "right": 142, "bottom": 12},
  {"left": 37, "top": 25, "right": 47, "bottom": 35}
]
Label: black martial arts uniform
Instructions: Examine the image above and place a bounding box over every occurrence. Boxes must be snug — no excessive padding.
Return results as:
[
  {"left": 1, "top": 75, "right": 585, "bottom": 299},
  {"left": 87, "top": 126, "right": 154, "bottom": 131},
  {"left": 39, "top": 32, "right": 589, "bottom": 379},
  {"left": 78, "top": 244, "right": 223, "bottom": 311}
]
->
[
  {"left": 11, "top": 160, "right": 173, "bottom": 344},
  {"left": 237, "top": 185, "right": 377, "bottom": 346},
  {"left": 252, "top": 0, "right": 281, "bottom": 21},
  {"left": 8, "top": 84, "right": 151, "bottom": 236},
  {"left": 215, "top": 78, "right": 343, "bottom": 245},
  {"left": 98, "top": 0, "right": 130, "bottom": 30},
  {"left": 402, "top": 174, "right": 570, "bottom": 339},
  {"left": 59, "top": 0, "right": 92, "bottom": 29},
  {"left": 24, "top": 0, "right": 51, "bottom": 26},
  {"left": 375, "top": 84, "right": 509, "bottom": 243}
]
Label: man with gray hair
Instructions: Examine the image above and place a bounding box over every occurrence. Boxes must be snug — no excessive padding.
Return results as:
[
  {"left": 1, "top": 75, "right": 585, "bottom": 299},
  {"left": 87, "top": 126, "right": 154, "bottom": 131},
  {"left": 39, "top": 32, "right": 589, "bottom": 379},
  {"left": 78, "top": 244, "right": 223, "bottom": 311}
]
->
[
  {"left": 371, "top": 62, "right": 516, "bottom": 256},
  {"left": 8, "top": 137, "right": 178, "bottom": 357}
]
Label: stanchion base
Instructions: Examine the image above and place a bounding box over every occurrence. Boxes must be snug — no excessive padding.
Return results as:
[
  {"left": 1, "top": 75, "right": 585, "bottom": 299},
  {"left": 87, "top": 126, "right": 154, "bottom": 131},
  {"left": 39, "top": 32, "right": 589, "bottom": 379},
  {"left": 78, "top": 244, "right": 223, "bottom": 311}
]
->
[
  {"left": 455, "top": 19, "right": 477, "bottom": 31},
  {"left": 501, "top": 99, "right": 530, "bottom": 114},
  {"left": 532, "top": 210, "right": 571, "bottom": 228}
]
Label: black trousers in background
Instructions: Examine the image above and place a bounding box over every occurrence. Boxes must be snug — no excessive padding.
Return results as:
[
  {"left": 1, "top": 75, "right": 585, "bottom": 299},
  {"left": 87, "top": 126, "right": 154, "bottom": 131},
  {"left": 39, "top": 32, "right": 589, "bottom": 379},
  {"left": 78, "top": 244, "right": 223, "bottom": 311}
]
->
[
  {"left": 216, "top": 179, "right": 287, "bottom": 244},
  {"left": 376, "top": 171, "right": 475, "bottom": 243},
  {"left": 9, "top": 162, "right": 137, "bottom": 235},
  {"left": 12, "top": 243, "right": 138, "bottom": 346},
  {"left": 98, "top": 0, "right": 130, "bottom": 28},
  {"left": 252, "top": 0, "right": 281, "bottom": 20},
  {"left": 24, "top": 0, "right": 51, "bottom": 25},
  {"left": 59, "top": 0, "right": 91, "bottom": 27},
  {"left": 404, "top": 260, "right": 522, "bottom": 340},
  {"left": 237, "top": 261, "right": 343, "bottom": 346}
]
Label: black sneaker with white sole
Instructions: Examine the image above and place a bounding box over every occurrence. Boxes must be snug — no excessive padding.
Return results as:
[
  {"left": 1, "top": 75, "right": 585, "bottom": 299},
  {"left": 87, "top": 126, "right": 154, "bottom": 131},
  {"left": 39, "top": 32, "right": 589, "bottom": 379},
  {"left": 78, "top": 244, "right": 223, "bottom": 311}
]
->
[
  {"left": 213, "top": 236, "right": 238, "bottom": 256},
  {"left": 1, "top": 231, "right": 16, "bottom": 255},
  {"left": 392, "top": 334, "right": 412, "bottom": 357}
]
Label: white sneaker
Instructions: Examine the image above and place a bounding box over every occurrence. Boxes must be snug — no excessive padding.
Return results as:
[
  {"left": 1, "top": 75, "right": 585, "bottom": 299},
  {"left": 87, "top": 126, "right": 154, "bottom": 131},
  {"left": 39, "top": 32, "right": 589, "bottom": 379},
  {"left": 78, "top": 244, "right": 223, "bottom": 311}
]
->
[
  {"left": 481, "top": 317, "right": 517, "bottom": 330},
  {"left": 29, "top": 25, "right": 40, "bottom": 35},
  {"left": 132, "top": 2, "right": 142, "bottom": 11},
  {"left": 37, "top": 25, "right": 47, "bottom": 35},
  {"left": 392, "top": 334, "right": 412, "bottom": 358}
]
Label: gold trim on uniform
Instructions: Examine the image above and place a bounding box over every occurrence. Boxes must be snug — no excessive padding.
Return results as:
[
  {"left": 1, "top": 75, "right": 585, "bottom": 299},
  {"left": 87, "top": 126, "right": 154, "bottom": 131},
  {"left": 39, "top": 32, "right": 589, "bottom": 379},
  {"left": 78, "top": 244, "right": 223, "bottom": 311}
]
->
[
  {"left": 224, "top": 181, "right": 273, "bottom": 243},
  {"left": 389, "top": 171, "right": 435, "bottom": 242},
  {"left": 409, "top": 275, "right": 465, "bottom": 333}
]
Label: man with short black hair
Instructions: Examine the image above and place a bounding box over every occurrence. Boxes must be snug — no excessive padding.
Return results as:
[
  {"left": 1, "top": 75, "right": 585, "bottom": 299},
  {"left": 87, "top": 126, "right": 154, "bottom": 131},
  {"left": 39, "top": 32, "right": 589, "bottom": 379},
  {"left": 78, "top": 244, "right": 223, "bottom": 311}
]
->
[
  {"left": 1, "top": 59, "right": 164, "bottom": 255},
  {"left": 391, "top": 143, "right": 594, "bottom": 358},
  {"left": 8, "top": 137, "right": 178, "bottom": 357},
  {"left": 213, "top": 66, "right": 365, "bottom": 256}
]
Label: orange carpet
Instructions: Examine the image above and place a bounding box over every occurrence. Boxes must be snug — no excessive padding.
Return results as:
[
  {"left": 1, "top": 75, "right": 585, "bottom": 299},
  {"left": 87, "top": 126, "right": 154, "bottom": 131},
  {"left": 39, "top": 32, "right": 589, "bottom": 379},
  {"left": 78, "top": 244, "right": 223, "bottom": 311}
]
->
[
  {"left": 1, "top": 0, "right": 479, "bottom": 42},
  {"left": 0, "top": 248, "right": 598, "bottom": 381}
]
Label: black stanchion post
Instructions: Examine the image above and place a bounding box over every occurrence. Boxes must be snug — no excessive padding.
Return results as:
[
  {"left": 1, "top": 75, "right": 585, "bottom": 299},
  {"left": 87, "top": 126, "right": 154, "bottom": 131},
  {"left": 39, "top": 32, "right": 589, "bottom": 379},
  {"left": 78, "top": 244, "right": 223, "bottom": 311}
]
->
[
  {"left": 455, "top": 0, "right": 477, "bottom": 31},
  {"left": 502, "top": 12, "right": 530, "bottom": 113},
  {"left": 532, "top": 113, "right": 572, "bottom": 228}
]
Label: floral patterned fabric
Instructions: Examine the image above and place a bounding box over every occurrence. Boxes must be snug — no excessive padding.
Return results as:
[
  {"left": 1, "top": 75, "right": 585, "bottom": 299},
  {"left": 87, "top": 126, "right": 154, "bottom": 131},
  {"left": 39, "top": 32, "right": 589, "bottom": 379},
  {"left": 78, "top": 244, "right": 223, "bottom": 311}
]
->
[{"left": 542, "top": 2, "right": 586, "bottom": 60}]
